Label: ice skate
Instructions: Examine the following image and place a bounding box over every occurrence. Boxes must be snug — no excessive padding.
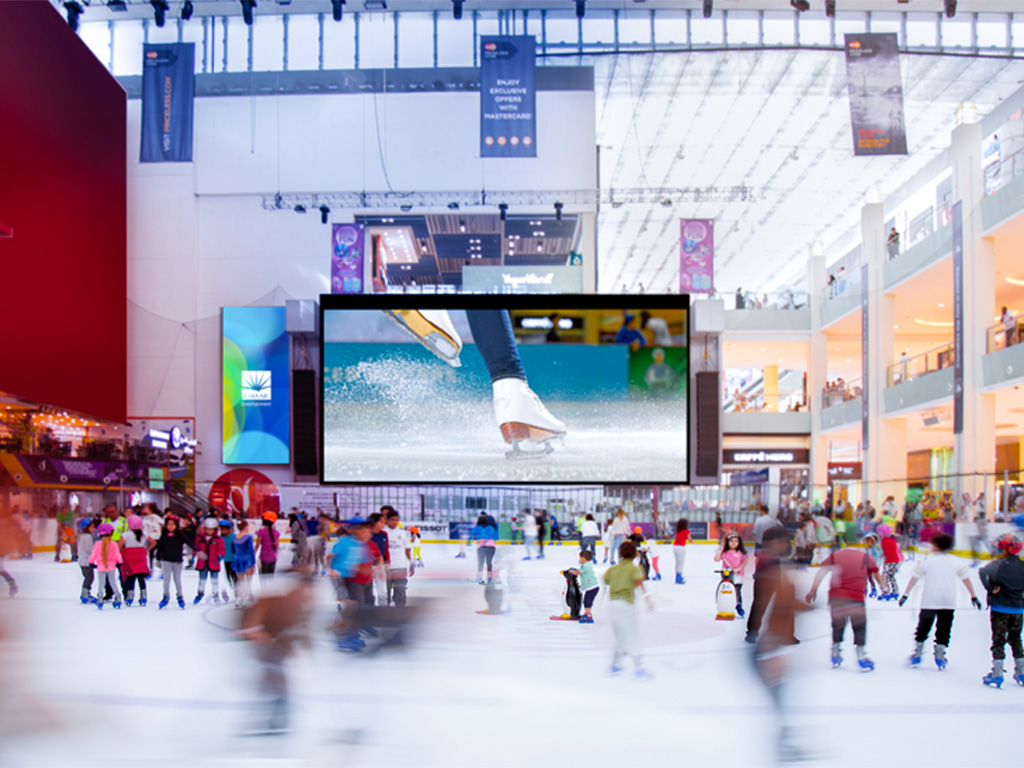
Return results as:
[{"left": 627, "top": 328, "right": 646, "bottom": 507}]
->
[
  {"left": 383, "top": 309, "right": 462, "bottom": 367},
  {"left": 1015, "top": 659, "right": 1024, "bottom": 686},
  {"left": 113, "top": 600, "right": 122, "bottom": 610},
  {"left": 934, "top": 644, "right": 948, "bottom": 671},
  {"left": 193, "top": 593, "right": 204, "bottom": 605},
  {"left": 80, "top": 596, "right": 89, "bottom": 604},
  {"left": 983, "top": 661, "right": 1004, "bottom": 689},
  {"left": 856, "top": 648, "right": 874, "bottom": 672},
  {"left": 831, "top": 643, "right": 843, "bottom": 669},
  {"left": 159, "top": 597, "right": 169, "bottom": 610},
  {"left": 139, "top": 596, "right": 147, "bottom": 607},
  {"left": 493, "top": 378, "right": 567, "bottom": 458},
  {"left": 908, "top": 642, "right": 924, "bottom": 667},
  {"left": 178, "top": 596, "right": 185, "bottom": 609}
]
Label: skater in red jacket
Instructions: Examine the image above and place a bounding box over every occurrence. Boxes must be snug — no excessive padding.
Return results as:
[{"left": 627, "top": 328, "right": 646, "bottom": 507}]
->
[{"left": 194, "top": 518, "right": 226, "bottom": 605}]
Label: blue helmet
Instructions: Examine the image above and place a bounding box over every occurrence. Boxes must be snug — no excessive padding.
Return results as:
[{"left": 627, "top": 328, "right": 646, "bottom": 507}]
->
[{"left": 78, "top": 518, "right": 93, "bottom": 532}]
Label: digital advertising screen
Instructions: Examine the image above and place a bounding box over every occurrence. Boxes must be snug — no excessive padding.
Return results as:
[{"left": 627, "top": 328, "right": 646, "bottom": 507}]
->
[{"left": 320, "top": 295, "right": 689, "bottom": 484}]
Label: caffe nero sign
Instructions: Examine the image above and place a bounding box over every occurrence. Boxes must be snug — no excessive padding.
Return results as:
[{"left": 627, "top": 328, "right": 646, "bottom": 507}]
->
[{"left": 723, "top": 449, "right": 809, "bottom": 465}]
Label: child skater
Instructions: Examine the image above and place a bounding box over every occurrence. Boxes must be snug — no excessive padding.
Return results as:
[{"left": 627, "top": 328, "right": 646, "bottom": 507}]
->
[
  {"left": 673, "top": 519, "right": 691, "bottom": 585},
  {"left": 77, "top": 518, "right": 96, "bottom": 604},
  {"left": 194, "top": 517, "right": 226, "bottom": 604},
  {"left": 119, "top": 515, "right": 151, "bottom": 607},
  {"left": 155, "top": 515, "right": 186, "bottom": 610},
  {"left": 714, "top": 533, "right": 749, "bottom": 617},
  {"left": 219, "top": 519, "right": 236, "bottom": 602},
  {"left": 89, "top": 522, "right": 123, "bottom": 609},
  {"left": 571, "top": 549, "right": 599, "bottom": 624},
  {"left": 232, "top": 519, "right": 257, "bottom": 607},
  {"left": 602, "top": 540, "right": 650, "bottom": 678},
  {"left": 878, "top": 525, "right": 903, "bottom": 601},
  {"left": 409, "top": 527, "right": 424, "bottom": 568},
  {"left": 979, "top": 533, "right": 1024, "bottom": 688},
  {"left": 897, "top": 532, "right": 982, "bottom": 670},
  {"left": 647, "top": 533, "right": 662, "bottom": 581}
]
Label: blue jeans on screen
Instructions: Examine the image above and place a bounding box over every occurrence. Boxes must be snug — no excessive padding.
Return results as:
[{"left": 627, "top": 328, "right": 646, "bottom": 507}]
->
[{"left": 466, "top": 310, "right": 526, "bottom": 383}]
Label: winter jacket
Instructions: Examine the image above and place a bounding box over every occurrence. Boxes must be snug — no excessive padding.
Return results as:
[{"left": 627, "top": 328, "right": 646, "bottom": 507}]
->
[
  {"left": 290, "top": 520, "right": 309, "bottom": 558},
  {"left": 195, "top": 533, "right": 226, "bottom": 572},
  {"left": 155, "top": 532, "right": 185, "bottom": 563},
  {"left": 89, "top": 538, "right": 123, "bottom": 572},
  {"left": 980, "top": 556, "right": 1024, "bottom": 613},
  {"left": 120, "top": 530, "right": 150, "bottom": 577},
  {"left": 77, "top": 532, "right": 95, "bottom": 567}
]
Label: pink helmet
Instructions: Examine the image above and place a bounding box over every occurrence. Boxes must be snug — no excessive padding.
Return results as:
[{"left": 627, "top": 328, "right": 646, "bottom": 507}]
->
[
  {"left": 876, "top": 524, "right": 893, "bottom": 538},
  {"left": 127, "top": 515, "right": 143, "bottom": 530},
  {"left": 97, "top": 522, "right": 115, "bottom": 537}
]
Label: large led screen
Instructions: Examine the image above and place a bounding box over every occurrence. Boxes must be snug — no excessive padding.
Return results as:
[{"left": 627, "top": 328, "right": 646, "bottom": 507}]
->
[
  {"left": 222, "top": 307, "right": 291, "bottom": 465},
  {"left": 320, "top": 295, "right": 688, "bottom": 483}
]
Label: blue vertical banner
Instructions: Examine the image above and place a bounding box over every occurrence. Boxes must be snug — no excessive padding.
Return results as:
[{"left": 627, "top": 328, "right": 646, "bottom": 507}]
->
[
  {"left": 141, "top": 43, "right": 195, "bottom": 163},
  {"left": 223, "top": 307, "right": 291, "bottom": 465},
  {"left": 480, "top": 36, "right": 537, "bottom": 158},
  {"left": 861, "top": 263, "right": 869, "bottom": 450},
  {"left": 952, "top": 201, "right": 964, "bottom": 435}
]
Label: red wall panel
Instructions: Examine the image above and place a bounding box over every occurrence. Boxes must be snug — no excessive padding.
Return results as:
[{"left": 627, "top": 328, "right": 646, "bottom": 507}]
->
[{"left": 0, "top": 0, "right": 127, "bottom": 423}]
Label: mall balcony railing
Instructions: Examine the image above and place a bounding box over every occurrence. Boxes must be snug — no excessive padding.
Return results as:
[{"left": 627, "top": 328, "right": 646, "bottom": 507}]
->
[
  {"left": 822, "top": 377, "right": 862, "bottom": 409},
  {"left": 728, "top": 290, "right": 809, "bottom": 311},
  {"left": 886, "top": 343, "right": 955, "bottom": 387},
  {"left": 822, "top": 268, "right": 861, "bottom": 302},
  {"left": 986, "top": 313, "right": 1021, "bottom": 354},
  {"left": 984, "top": 147, "right": 1024, "bottom": 199}
]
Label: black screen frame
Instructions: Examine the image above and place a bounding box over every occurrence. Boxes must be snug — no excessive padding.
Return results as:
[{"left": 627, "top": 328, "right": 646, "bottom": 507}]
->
[{"left": 318, "top": 293, "right": 690, "bottom": 486}]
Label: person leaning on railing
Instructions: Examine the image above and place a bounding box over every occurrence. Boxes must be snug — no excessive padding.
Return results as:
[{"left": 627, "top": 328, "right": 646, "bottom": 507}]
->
[{"left": 1001, "top": 307, "right": 1016, "bottom": 349}]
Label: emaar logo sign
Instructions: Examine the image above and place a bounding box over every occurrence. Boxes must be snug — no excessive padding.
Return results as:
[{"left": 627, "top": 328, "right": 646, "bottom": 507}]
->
[{"left": 241, "top": 370, "right": 272, "bottom": 401}]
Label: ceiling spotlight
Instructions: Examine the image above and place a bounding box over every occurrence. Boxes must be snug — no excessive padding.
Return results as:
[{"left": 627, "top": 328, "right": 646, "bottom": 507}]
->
[
  {"left": 575, "top": 0, "right": 585, "bottom": 19},
  {"left": 181, "top": 0, "right": 194, "bottom": 19},
  {"left": 294, "top": 204, "right": 307, "bottom": 214},
  {"left": 106, "top": 0, "right": 128, "bottom": 10},
  {"left": 944, "top": 0, "right": 956, "bottom": 18},
  {"left": 240, "top": 0, "right": 257, "bottom": 26},
  {"left": 63, "top": 1, "right": 84, "bottom": 32},
  {"left": 702, "top": 0, "right": 712, "bottom": 19},
  {"left": 452, "top": 0, "right": 463, "bottom": 20},
  {"left": 151, "top": 0, "right": 169, "bottom": 28},
  {"left": 790, "top": 0, "right": 810, "bottom": 11},
  {"left": 498, "top": 202, "right": 508, "bottom": 221},
  {"left": 825, "top": 0, "right": 835, "bottom": 17},
  {"left": 660, "top": 198, "right": 672, "bottom": 207},
  {"left": 331, "top": 0, "right": 344, "bottom": 22},
  {"left": 400, "top": 204, "right": 413, "bottom": 212},
  {"left": 448, "top": 202, "right": 460, "bottom": 210},
  {"left": 319, "top": 204, "right": 330, "bottom": 224},
  {"left": 554, "top": 201, "right": 564, "bottom": 221}
]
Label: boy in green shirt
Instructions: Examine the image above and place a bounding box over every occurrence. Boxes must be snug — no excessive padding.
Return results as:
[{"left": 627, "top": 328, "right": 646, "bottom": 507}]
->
[{"left": 602, "top": 540, "right": 650, "bottom": 678}]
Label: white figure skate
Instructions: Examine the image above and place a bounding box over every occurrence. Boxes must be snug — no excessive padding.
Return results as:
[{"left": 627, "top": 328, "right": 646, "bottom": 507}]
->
[
  {"left": 492, "top": 378, "right": 567, "bottom": 458},
  {"left": 383, "top": 309, "right": 462, "bottom": 367}
]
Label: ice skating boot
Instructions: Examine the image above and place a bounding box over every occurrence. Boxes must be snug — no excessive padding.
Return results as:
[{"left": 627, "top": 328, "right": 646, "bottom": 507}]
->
[
  {"left": 908, "top": 641, "right": 924, "bottom": 667},
  {"left": 383, "top": 309, "right": 462, "bottom": 367},
  {"left": 113, "top": 600, "right": 122, "bottom": 609},
  {"left": 868, "top": 585, "right": 877, "bottom": 599},
  {"left": 983, "top": 659, "right": 1005, "bottom": 688},
  {"left": 221, "top": 591, "right": 230, "bottom": 603},
  {"left": 212, "top": 593, "right": 221, "bottom": 605},
  {"left": 97, "top": 600, "right": 104, "bottom": 611},
  {"left": 493, "top": 378, "right": 567, "bottom": 457},
  {"left": 80, "top": 595, "right": 90, "bottom": 604},
  {"left": 1014, "top": 658, "right": 1024, "bottom": 687},
  {"left": 856, "top": 647, "right": 874, "bottom": 672},
  {"left": 125, "top": 591, "right": 133, "bottom": 607},
  {"left": 159, "top": 597, "right": 169, "bottom": 610},
  {"left": 675, "top": 573, "right": 683, "bottom": 585},
  {"left": 934, "top": 644, "right": 948, "bottom": 671},
  {"left": 193, "top": 593, "right": 204, "bottom": 605},
  {"left": 177, "top": 596, "right": 185, "bottom": 609},
  {"left": 736, "top": 604, "right": 745, "bottom": 617},
  {"left": 653, "top": 573, "right": 662, "bottom": 581},
  {"left": 831, "top": 643, "right": 843, "bottom": 669},
  {"left": 139, "top": 594, "right": 147, "bottom": 607}
]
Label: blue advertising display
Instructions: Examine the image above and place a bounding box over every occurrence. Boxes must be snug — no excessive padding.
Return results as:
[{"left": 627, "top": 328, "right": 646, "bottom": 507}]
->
[
  {"left": 480, "top": 36, "right": 537, "bottom": 158},
  {"left": 222, "top": 307, "right": 291, "bottom": 465},
  {"left": 141, "top": 43, "right": 195, "bottom": 163}
]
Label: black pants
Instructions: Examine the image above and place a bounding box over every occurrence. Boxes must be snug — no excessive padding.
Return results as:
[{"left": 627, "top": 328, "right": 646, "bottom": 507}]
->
[
  {"left": 830, "top": 599, "right": 867, "bottom": 646},
  {"left": 915, "top": 609, "right": 954, "bottom": 646},
  {"left": 80, "top": 564, "right": 95, "bottom": 595},
  {"left": 260, "top": 561, "right": 276, "bottom": 576},
  {"left": 123, "top": 573, "right": 147, "bottom": 598},
  {"left": 537, "top": 536, "right": 544, "bottom": 557},
  {"left": 746, "top": 577, "right": 773, "bottom": 638},
  {"left": 990, "top": 611, "right": 1024, "bottom": 661},
  {"left": 224, "top": 562, "right": 238, "bottom": 588}
]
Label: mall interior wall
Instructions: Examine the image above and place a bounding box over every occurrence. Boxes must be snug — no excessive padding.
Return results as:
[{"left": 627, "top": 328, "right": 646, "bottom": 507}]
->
[{"left": 125, "top": 81, "right": 597, "bottom": 485}]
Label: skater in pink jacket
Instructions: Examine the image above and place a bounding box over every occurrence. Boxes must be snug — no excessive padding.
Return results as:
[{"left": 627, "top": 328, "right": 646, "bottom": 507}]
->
[{"left": 89, "top": 523, "right": 123, "bottom": 609}]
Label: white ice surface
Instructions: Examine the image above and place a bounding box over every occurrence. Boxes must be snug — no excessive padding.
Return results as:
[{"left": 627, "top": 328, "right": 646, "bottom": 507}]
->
[{"left": 0, "top": 544, "right": 1021, "bottom": 768}]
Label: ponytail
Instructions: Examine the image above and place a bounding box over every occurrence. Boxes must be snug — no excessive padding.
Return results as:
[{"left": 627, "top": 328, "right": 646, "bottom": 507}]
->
[
  {"left": 101, "top": 537, "right": 110, "bottom": 565},
  {"left": 133, "top": 529, "right": 142, "bottom": 543}
]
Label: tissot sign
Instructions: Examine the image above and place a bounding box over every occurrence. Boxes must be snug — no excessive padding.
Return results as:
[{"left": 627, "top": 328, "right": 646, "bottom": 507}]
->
[{"left": 723, "top": 449, "right": 809, "bottom": 465}]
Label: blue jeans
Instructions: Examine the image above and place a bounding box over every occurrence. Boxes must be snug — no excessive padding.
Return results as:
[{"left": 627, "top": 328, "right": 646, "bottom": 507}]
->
[
  {"left": 466, "top": 310, "right": 525, "bottom": 383},
  {"left": 610, "top": 535, "right": 625, "bottom": 564},
  {"left": 580, "top": 536, "right": 598, "bottom": 556}
]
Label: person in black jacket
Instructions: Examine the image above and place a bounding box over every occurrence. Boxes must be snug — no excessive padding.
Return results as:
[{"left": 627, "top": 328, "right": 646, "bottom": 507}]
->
[
  {"left": 979, "top": 532, "right": 1024, "bottom": 688},
  {"left": 156, "top": 515, "right": 187, "bottom": 610}
]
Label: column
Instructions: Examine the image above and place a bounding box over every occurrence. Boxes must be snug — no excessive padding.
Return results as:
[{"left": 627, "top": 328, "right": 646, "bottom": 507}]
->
[
  {"left": 763, "top": 365, "right": 779, "bottom": 412},
  {"left": 951, "top": 118, "right": 997, "bottom": 515},
  {"left": 808, "top": 243, "right": 830, "bottom": 503}
]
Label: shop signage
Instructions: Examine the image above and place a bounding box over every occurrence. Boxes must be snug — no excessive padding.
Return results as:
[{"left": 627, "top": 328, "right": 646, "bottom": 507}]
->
[
  {"left": 723, "top": 449, "right": 809, "bottom": 465},
  {"left": 828, "top": 462, "right": 863, "bottom": 481},
  {"left": 461, "top": 265, "right": 583, "bottom": 293}
]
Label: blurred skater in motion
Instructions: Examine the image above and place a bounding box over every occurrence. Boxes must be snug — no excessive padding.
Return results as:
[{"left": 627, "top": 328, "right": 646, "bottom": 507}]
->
[
  {"left": 220, "top": 519, "right": 237, "bottom": 602},
  {"left": 535, "top": 510, "right": 547, "bottom": 560},
  {"left": 89, "top": 523, "right": 122, "bottom": 609},
  {"left": 805, "top": 540, "right": 882, "bottom": 670},
  {"left": 385, "top": 308, "right": 567, "bottom": 456},
  {"left": 468, "top": 514, "right": 497, "bottom": 585},
  {"left": 522, "top": 510, "right": 538, "bottom": 561},
  {"left": 898, "top": 532, "right": 981, "bottom": 670},
  {"left": 979, "top": 533, "right": 1024, "bottom": 688},
  {"left": 603, "top": 540, "right": 650, "bottom": 678},
  {"left": 673, "top": 518, "right": 691, "bottom": 585},
  {"left": 749, "top": 527, "right": 804, "bottom": 762},
  {"left": 369, "top": 513, "right": 390, "bottom": 603},
  {"left": 714, "top": 533, "right": 748, "bottom": 617},
  {"left": 233, "top": 520, "right": 257, "bottom": 606},
  {"left": 156, "top": 515, "right": 186, "bottom": 610},
  {"left": 238, "top": 569, "right": 315, "bottom": 735},
  {"left": 746, "top": 526, "right": 797, "bottom": 646},
  {"left": 0, "top": 509, "right": 19, "bottom": 597},
  {"left": 76, "top": 518, "right": 96, "bottom": 603}
]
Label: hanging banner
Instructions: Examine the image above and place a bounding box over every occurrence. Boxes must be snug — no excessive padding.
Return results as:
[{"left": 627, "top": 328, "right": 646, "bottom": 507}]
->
[
  {"left": 331, "top": 223, "right": 366, "bottom": 294},
  {"left": 843, "top": 34, "right": 908, "bottom": 156},
  {"left": 141, "top": 43, "right": 195, "bottom": 162},
  {"left": 480, "top": 36, "right": 537, "bottom": 158},
  {"left": 952, "top": 201, "right": 964, "bottom": 435},
  {"left": 222, "top": 307, "right": 290, "bottom": 465},
  {"left": 679, "top": 219, "right": 715, "bottom": 294},
  {"left": 861, "top": 263, "right": 870, "bottom": 449}
]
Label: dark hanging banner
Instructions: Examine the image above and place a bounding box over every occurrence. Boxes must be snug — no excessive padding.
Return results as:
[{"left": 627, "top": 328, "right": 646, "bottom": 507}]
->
[
  {"left": 141, "top": 43, "right": 195, "bottom": 163},
  {"left": 952, "top": 201, "right": 964, "bottom": 435},
  {"left": 861, "top": 263, "right": 870, "bottom": 449},
  {"left": 480, "top": 36, "right": 537, "bottom": 158},
  {"left": 843, "top": 33, "right": 908, "bottom": 156}
]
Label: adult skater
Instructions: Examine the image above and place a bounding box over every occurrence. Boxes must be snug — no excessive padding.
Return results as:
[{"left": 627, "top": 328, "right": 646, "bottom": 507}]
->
[
  {"left": 579, "top": 514, "right": 600, "bottom": 557},
  {"left": 535, "top": 510, "right": 547, "bottom": 560},
  {"left": 522, "top": 510, "right": 538, "bottom": 560},
  {"left": 384, "top": 309, "right": 566, "bottom": 456},
  {"left": 289, "top": 512, "right": 309, "bottom": 567},
  {"left": 746, "top": 526, "right": 797, "bottom": 646},
  {"left": 468, "top": 514, "right": 497, "bottom": 585},
  {"left": 980, "top": 533, "right": 1024, "bottom": 687},
  {"left": 608, "top": 509, "right": 631, "bottom": 565}
]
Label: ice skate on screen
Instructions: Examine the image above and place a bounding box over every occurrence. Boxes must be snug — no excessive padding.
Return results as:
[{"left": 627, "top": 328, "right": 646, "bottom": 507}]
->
[{"left": 320, "top": 295, "right": 688, "bottom": 484}]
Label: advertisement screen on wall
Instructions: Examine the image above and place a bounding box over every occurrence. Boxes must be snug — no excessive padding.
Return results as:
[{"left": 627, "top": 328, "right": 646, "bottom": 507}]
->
[
  {"left": 843, "top": 33, "right": 908, "bottom": 156},
  {"left": 480, "top": 35, "right": 537, "bottom": 158},
  {"left": 222, "top": 307, "right": 290, "bottom": 465},
  {"left": 320, "top": 295, "right": 688, "bottom": 484}
]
